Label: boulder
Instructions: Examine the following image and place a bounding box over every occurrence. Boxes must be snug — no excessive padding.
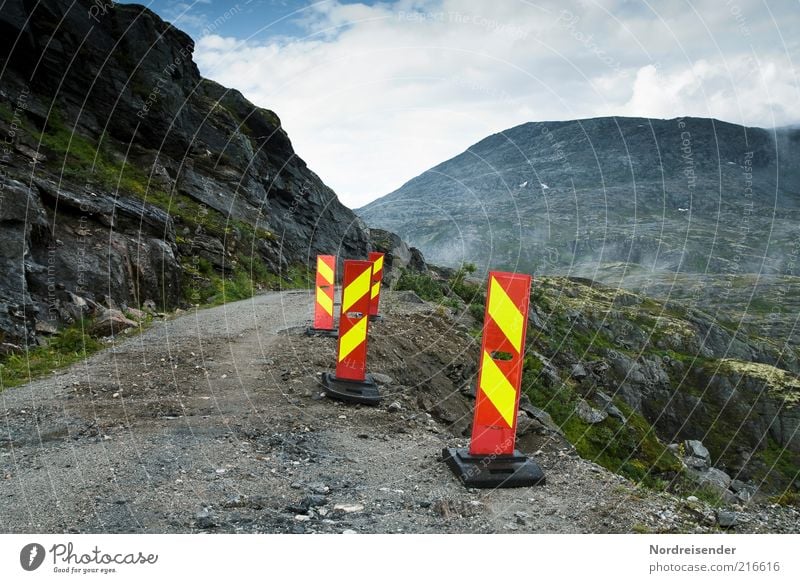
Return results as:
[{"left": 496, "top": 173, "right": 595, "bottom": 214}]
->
[
  {"left": 518, "top": 397, "right": 564, "bottom": 436},
  {"left": 575, "top": 399, "right": 608, "bottom": 424},
  {"left": 687, "top": 466, "right": 732, "bottom": 492},
  {"left": 592, "top": 391, "right": 626, "bottom": 423},
  {"left": 684, "top": 440, "right": 711, "bottom": 463},
  {"left": 570, "top": 363, "right": 588, "bottom": 380},
  {"left": 369, "top": 228, "right": 427, "bottom": 283},
  {"left": 89, "top": 309, "right": 138, "bottom": 337}
]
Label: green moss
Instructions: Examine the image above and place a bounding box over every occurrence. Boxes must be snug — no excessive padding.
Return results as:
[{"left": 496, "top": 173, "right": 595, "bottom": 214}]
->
[
  {"left": 0, "top": 320, "right": 101, "bottom": 390},
  {"left": 770, "top": 491, "right": 800, "bottom": 507},
  {"left": 523, "top": 359, "right": 681, "bottom": 488},
  {"left": 750, "top": 439, "right": 800, "bottom": 492}
]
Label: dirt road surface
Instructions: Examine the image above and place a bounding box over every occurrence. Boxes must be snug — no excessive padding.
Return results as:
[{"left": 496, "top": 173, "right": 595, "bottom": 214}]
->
[{"left": 1, "top": 290, "right": 797, "bottom": 533}]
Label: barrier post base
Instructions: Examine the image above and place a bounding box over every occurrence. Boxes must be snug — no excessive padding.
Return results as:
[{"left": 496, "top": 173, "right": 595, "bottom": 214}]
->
[
  {"left": 442, "top": 447, "right": 545, "bottom": 488},
  {"left": 305, "top": 326, "right": 339, "bottom": 338},
  {"left": 321, "top": 372, "right": 381, "bottom": 405}
]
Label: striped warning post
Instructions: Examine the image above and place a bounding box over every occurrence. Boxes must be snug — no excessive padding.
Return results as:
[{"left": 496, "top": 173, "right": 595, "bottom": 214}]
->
[
  {"left": 442, "top": 271, "right": 544, "bottom": 487},
  {"left": 321, "top": 260, "right": 381, "bottom": 405},
  {"left": 335, "top": 260, "right": 372, "bottom": 381},
  {"left": 313, "top": 255, "right": 336, "bottom": 330},
  {"left": 470, "top": 271, "right": 531, "bottom": 455},
  {"left": 368, "top": 252, "right": 384, "bottom": 319}
]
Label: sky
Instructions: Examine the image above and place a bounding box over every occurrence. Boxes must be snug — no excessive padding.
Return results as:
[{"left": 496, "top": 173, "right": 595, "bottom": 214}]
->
[{"left": 120, "top": 0, "right": 800, "bottom": 208}]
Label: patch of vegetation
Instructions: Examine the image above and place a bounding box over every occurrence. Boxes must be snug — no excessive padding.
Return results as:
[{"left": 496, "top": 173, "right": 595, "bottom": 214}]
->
[
  {"left": 0, "top": 101, "right": 17, "bottom": 123},
  {"left": 31, "top": 110, "right": 150, "bottom": 196},
  {"left": 770, "top": 491, "right": 800, "bottom": 507},
  {"left": 181, "top": 250, "right": 310, "bottom": 307},
  {"left": 750, "top": 439, "right": 800, "bottom": 493},
  {"left": 531, "top": 284, "right": 550, "bottom": 311},
  {"left": 395, "top": 269, "right": 447, "bottom": 302},
  {"left": 0, "top": 321, "right": 101, "bottom": 390},
  {"left": 522, "top": 359, "right": 682, "bottom": 488},
  {"left": 395, "top": 263, "right": 488, "bottom": 318}
]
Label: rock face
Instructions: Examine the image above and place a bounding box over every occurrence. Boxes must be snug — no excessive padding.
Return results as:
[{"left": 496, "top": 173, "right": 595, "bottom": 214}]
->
[
  {"left": 524, "top": 276, "right": 800, "bottom": 493},
  {"left": 368, "top": 228, "right": 427, "bottom": 284},
  {"left": 0, "top": 0, "right": 384, "bottom": 345}
]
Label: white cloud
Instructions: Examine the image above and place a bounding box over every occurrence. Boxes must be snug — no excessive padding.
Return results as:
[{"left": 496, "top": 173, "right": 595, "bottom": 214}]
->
[
  {"left": 620, "top": 55, "right": 799, "bottom": 127},
  {"left": 193, "top": 0, "right": 799, "bottom": 208}
]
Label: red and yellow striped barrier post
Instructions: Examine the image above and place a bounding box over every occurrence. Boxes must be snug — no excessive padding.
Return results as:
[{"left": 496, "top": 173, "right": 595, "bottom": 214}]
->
[
  {"left": 312, "top": 255, "right": 336, "bottom": 332},
  {"left": 443, "top": 271, "right": 545, "bottom": 487},
  {"left": 368, "top": 251, "right": 384, "bottom": 320},
  {"left": 321, "top": 259, "right": 381, "bottom": 405}
]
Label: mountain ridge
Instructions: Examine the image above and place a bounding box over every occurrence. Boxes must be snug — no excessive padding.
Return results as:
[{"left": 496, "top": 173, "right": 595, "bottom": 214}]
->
[{"left": 357, "top": 115, "right": 800, "bottom": 336}]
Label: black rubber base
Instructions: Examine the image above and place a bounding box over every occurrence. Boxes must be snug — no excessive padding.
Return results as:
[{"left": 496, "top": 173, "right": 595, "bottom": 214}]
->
[
  {"left": 442, "top": 447, "right": 545, "bottom": 488},
  {"left": 305, "top": 326, "right": 339, "bottom": 338},
  {"left": 321, "top": 372, "right": 381, "bottom": 405}
]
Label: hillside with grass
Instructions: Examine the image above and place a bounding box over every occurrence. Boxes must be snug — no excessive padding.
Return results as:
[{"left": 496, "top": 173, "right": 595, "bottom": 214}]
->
[{"left": 394, "top": 267, "right": 799, "bottom": 499}]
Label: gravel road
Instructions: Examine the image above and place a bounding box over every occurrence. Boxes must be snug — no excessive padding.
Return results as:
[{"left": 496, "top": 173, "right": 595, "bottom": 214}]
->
[{"left": 1, "top": 290, "right": 797, "bottom": 534}]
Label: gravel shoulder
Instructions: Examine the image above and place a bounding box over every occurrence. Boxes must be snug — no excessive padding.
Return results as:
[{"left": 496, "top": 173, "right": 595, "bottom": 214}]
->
[{"left": 1, "top": 290, "right": 797, "bottom": 534}]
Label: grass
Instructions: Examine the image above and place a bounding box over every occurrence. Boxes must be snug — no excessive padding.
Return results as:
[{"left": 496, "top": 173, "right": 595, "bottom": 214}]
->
[
  {"left": 395, "top": 263, "right": 486, "bottom": 317},
  {"left": 31, "top": 110, "right": 149, "bottom": 196},
  {"left": 769, "top": 491, "right": 800, "bottom": 507},
  {"left": 0, "top": 321, "right": 101, "bottom": 390},
  {"left": 395, "top": 269, "right": 446, "bottom": 302},
  {"left": 749, "top": 440, "right": 800, "bottom": 493},
  {"left": 0, "top": 106, "right": 306, "bottom": 391},
  {"left": 522, "top": 358, "right": 682, "bottom": 488}
]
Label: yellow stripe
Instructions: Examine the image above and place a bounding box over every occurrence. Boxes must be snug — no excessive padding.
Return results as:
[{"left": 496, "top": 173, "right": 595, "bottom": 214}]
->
[
  {"left": 487, "top": 276, "right": 524, "bottom": 353},
  {"left": 317, "top": 258, "right": 334, "bottom": 285},
  {"left": 338, "top": 316, "right": 367, "bottom": 361},
  {"left": 316, "top": 286, "right": 333, "bottom": 316},
  {"left": 480, "top": 350, "right": 517, "bottom": 427},
  {"left": 372, "top": 255, "right": 383, "bottom": 273},
  {"left": 371, "top": 281, "right": 381, "bottom": 299},
  {"left": 341, "top": 266, "right": 371, "bottom": 314}
]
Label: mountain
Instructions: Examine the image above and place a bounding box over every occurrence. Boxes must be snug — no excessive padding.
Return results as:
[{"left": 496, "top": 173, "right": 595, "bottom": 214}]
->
[
  {"left": 0, "top": 0, "right": 416, "bottom": 348},
  {"left": 357, "top": 117, "right": 800, "bottom": 339}
]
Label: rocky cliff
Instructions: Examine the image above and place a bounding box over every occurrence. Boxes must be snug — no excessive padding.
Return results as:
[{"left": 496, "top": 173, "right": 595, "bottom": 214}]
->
[
  {"left": 521, "top": 277, "right": 799, "bottom": 495},
  {"left": 0, "top": 0, "right": 415, "bottom": 347},
  {"left": 393, "top": 270, "right": 799, "bottom": 497}
]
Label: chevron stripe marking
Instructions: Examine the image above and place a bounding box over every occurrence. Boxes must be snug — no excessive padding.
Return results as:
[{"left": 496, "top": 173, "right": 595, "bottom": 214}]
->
[
  {"left": 479, "top": 350, "right": 517, "bottom": 428},
  {"left": 341, "top": 266, "right": 371, "bottom": 314},
  {"left": 316, "top": 286, "right": 333, "bottom": 316},
  {"left": 487, "top": 276, "right": 524, "bottom": 354},
  {"left": 338, "top": 316, "right": 367, "bottom": 361},
  {"left": 317, "top": 258, "right": 334, "bottom": 285}
]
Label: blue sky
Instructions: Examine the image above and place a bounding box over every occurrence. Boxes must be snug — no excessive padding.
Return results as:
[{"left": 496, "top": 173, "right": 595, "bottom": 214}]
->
[
  {"left": 120, "top": 1, "right": 800, "bottom": 208},
  {"left": 119, "top": 1, "right": 317, "bottom": 40}
]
